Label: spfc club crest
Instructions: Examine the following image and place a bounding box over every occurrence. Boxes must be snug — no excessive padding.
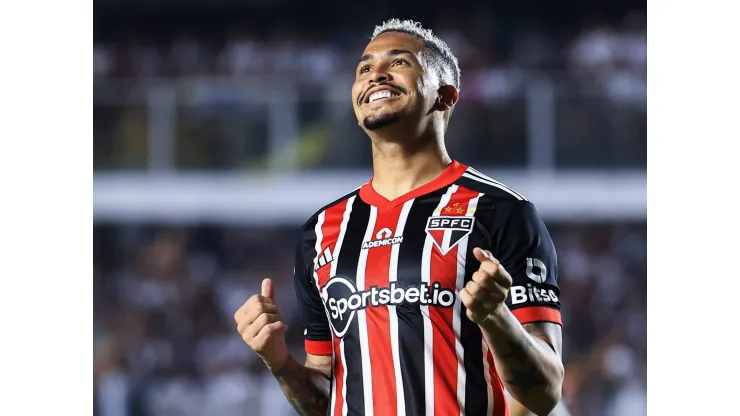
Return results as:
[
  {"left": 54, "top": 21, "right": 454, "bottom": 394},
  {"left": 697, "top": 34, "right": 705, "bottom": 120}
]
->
[{"left": 425, "top": 216, "right": 475, "bottom": 255}]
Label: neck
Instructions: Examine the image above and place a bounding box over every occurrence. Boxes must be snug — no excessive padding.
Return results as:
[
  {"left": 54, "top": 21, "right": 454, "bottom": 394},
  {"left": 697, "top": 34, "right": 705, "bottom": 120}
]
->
[{"left": 369, "top": 131, "right": 452, "bottom": 201}]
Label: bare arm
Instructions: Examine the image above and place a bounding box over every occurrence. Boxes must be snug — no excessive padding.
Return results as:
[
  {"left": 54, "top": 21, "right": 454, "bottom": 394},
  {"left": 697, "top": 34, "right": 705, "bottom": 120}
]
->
[
  {"left": 235, "top": 276, "right": 333, "bottom": 416},
  {"left": 510, "top": 397, "right": 571, "bottom": 416},
  {"left": 480, "top": 311, "right": 564, "bottom": 416},
  {"left": 272, "top": 353, "right": 332, "bottom": 416},
  {"left": 467, "top": 201, "right": 565, "bottom": 415},
  {"left": 510, "top": 399, "right": 534, "bottom": 416}
]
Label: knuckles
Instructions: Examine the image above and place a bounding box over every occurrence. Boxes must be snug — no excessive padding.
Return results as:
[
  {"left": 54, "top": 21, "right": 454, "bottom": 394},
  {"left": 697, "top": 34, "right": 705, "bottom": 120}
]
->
[
  {"left": 500, "top": 274, "right": 513, "bottom": 288},
  {"left": 253, "top": 303, "right": 265, "bottom": 315},
  {"left": 462, "top": 277, "right": 509, "bottom": 317},
  {"left": 234, "top": 297, "right": 277, "bottom": 325},
  {"left": 479, "top": 263, "right": 499, "bottom": 276}
]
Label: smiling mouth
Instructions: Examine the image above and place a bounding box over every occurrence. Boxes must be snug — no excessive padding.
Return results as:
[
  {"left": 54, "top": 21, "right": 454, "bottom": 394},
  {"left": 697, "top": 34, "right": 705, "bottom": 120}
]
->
[{"left": 365, "top": 90, "right": 401, "bottom": 105}]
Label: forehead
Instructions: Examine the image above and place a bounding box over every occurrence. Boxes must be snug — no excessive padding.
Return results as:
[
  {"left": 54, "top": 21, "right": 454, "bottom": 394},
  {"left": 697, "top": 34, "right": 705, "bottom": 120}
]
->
[{"left": 361, "top": 31, "right": 424, "bottom": 57}]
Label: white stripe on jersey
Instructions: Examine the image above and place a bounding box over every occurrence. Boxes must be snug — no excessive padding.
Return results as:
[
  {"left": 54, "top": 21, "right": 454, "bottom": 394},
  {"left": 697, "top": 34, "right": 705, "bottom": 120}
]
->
[
  {"left": 313, "top": 211, "right": 326, "bottom": 292},
  {"left": 421, "top": 185, "right": 458, "bottom": 416},
  {"left": 340, "top": 340, "right": 349, "bottom": 416},
  {"left": 355, "top": 205, "right": 378, "bottom": 416},
  {"left": 482, "top": 341, "right": 494, "bottom": 416},
  {"left": 389, "top": 199, "right": 415, "bottom": 416},
  {"left": 454, "top": 192, "right": 483, "bottom": 415},
  {"left": 466, "top": 167, "right": 527, "bottom": 200},
  {"left": 462, "top": 169, "right": 527, "bottom": 201},
  {"left": 329, "top": 196, "right": 355, "bottom": 416},
  {"left": 330, "top": 346, "right": 338, "bottom": 416}
]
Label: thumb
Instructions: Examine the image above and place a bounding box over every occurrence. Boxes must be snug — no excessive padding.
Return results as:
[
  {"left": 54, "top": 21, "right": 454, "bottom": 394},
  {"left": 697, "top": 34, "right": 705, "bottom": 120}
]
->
[
  {"left": 261, "top": 278, "right": 276, "bottom": 301},
  {"left": 473, "top": 247, "right": 494, "bottom": 264}
]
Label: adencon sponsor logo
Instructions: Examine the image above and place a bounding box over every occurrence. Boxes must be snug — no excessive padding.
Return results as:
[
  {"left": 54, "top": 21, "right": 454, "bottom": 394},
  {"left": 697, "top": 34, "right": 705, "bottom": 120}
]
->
[
  {"left": 362, "top": 227, "right": 403, "bottom": 250},
  {"left": 321, "top": 277, "right": 455, "bottom": 338},
  {"left": 510, "top": 283, "right": 559, "bottom": 305}
]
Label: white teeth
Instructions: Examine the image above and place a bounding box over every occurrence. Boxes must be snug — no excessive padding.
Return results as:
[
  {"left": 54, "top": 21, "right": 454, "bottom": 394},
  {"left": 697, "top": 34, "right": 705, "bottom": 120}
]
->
[{"left": 369, "top": 90, "right": 398, "bottom": 102}]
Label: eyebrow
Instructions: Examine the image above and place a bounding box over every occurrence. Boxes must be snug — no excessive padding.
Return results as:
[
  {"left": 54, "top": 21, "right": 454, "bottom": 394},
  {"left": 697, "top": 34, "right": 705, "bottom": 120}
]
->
[{"left": 358, "top": 49, "right": 414, "bottom": 65}]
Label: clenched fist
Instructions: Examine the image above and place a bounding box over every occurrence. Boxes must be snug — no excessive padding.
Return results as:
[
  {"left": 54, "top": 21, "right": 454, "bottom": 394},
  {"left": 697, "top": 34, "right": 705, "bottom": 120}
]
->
[
  {"left": 459, "top": 248, "right": 513, "bottom": 324},
  {"left": 234, "top": 278, "right": 290, "bottom": 372}
]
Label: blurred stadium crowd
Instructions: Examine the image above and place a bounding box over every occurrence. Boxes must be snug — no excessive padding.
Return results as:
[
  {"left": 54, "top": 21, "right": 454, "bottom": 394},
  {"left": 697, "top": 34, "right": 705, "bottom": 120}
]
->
[
  {"left": 93, "top": 11, "right": 645, "bottom": 86},
  {"left": 93, "top": 223, "right": 646, "bottom": 416},
  {"left": 94, "top": 4, "right": 646, "bottom": 415},
  {"left": 93, "top": 9, "right": 645, "bottom": 171}
]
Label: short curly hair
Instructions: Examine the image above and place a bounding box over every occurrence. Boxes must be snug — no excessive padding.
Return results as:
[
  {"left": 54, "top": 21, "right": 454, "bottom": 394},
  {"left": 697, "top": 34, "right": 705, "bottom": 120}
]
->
[{"left": 372, "top": 18, "right": 461, "bottom": 91}]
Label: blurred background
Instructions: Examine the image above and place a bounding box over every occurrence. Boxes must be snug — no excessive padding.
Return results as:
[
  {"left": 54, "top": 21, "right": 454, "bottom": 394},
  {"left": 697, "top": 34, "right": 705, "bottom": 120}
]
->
[{"left": 93, "top": 1, "right": 647, "bottom": 415}]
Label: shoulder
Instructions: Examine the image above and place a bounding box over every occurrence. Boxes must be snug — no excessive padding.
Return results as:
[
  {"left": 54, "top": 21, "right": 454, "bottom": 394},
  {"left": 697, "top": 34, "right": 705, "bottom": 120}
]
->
[
  {"left": 454, "top": 166, "right": 529, "bottom": 203},
  {"left": 455, "top": 167, "right": 548, "bottom": 236},
  {"left": 294, "top": 185, "right": 362, "bottom": 265},
  {"left": 298, "top": 185, "right": 363, "bottom": 233}
]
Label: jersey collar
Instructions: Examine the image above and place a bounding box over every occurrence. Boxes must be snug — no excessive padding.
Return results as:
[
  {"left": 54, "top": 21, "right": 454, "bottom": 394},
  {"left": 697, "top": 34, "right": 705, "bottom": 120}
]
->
[{"left": 359, "top": 160, "right": 468, "bottom": 212}]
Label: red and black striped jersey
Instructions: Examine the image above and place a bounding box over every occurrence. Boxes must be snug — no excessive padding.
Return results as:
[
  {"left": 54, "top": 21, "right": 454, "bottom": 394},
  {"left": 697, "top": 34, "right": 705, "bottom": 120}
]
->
[{"left": 294, "top": 161, "right": 562, "bottom": 416}]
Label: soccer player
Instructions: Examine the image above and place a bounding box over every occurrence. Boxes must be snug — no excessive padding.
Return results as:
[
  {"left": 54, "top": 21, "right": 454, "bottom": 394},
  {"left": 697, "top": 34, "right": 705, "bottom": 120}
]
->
[{"left": 235, "top": 19, "right": 564, "bottom": 416}]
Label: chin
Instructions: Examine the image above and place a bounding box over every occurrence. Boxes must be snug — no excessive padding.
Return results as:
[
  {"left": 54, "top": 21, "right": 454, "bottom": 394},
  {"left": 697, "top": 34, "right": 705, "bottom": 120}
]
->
[{"left": 362, "top": 111, "right": 402, "bottom": 131}]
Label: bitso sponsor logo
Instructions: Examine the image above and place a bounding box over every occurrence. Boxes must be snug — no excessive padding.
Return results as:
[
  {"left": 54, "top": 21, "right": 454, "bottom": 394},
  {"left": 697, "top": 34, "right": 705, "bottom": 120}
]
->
[
  {"left": 362, "top": 227, "right": 403, "bottom": 249},
  {"left": 525, "top": 257, "right": 547, "bottom": 283},
  {"left": 321, "top": 277, "right": 455, "bottom": 338},
  {"left": 510, "top": 283, "right": 559, "bottom": 305}
]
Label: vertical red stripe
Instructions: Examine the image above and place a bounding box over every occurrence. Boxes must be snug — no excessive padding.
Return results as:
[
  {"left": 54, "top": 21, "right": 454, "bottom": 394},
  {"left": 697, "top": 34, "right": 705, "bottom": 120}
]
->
[
  {"left": 313, "top": 200, "right": 349, "bottom": 416},
  {"left": 363, "top": 208, "right": 402, "bottom": 416},
  {"left": 487, "top": 350, "right": 509, "bottom": 416},
  {"left": 429, "top": 187, "right": 480, "bottom": 415}
]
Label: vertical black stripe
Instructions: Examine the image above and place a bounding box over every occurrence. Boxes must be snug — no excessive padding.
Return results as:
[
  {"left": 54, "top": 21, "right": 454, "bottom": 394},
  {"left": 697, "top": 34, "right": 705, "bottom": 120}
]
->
[
  {"left": 464, "top": 198, "right": 496, "bottom": 416},
  {"left": 334, "top": 198, "right": 371, "bottom": 416},
  {"left": 462, "top": 244, "right": 488, "bottom": 416},
  {"left": 396, "top": 188, "right": 448, "bottom": 416}
]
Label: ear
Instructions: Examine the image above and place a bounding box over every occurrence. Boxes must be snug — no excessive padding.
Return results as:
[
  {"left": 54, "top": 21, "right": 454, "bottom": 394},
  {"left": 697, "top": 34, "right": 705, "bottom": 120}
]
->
[{"left": 433, "top": 85, "right": 459, "bottom": 112}]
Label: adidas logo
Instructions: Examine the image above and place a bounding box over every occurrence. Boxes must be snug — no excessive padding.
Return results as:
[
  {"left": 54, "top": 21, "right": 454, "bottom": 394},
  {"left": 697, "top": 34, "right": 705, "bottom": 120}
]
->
[{"left": 314, "top": 247, "right": 334, "bottom": 271}]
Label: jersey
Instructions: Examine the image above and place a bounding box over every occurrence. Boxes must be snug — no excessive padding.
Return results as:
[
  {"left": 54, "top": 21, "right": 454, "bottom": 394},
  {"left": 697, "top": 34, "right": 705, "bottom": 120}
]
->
[{"left": 293, "top": 161, "right": 562, "bottom": 416}]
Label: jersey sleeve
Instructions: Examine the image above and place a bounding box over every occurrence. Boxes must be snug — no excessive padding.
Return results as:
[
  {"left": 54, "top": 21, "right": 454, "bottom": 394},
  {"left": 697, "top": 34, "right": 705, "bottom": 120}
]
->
[
  {"left": 293, "top": 231, "right": 333, "bottom": 355},
  {"left": 490, "top": 200, "right": 562, "bottom": 326}
]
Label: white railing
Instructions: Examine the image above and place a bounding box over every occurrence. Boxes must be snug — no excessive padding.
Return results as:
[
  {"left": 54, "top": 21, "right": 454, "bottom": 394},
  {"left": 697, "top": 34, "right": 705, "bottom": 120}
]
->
[
  {"left": 94, "top": 73, "right": 646, "bottom": 173},
  {"left": 93, "top": 170, "right": 646, "bottom": 223}
]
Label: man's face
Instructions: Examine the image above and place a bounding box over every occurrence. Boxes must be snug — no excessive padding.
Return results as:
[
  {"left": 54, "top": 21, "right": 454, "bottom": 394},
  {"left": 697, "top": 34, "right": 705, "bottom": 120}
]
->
[{"left": 352, "top": 32, "right": 434, "bottom": 131}]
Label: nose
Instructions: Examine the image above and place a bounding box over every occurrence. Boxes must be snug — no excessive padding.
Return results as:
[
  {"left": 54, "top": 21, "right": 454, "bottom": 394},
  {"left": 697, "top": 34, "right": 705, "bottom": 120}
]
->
[
  {"left": 369, "top": 66, "right": 391, "bottom": 84},
  {"left": 371, "top": 74, "right": 389, "bottom": 83}
]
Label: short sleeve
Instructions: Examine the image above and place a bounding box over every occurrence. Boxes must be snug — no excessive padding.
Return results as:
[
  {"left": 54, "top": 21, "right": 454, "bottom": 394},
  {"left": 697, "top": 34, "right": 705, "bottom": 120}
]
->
[
  {"left": 490, "top": 200, "right": 562, "bottom": 326},
  {"left": 293, "top": 232, "right": 333, "bottom": 355}
]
